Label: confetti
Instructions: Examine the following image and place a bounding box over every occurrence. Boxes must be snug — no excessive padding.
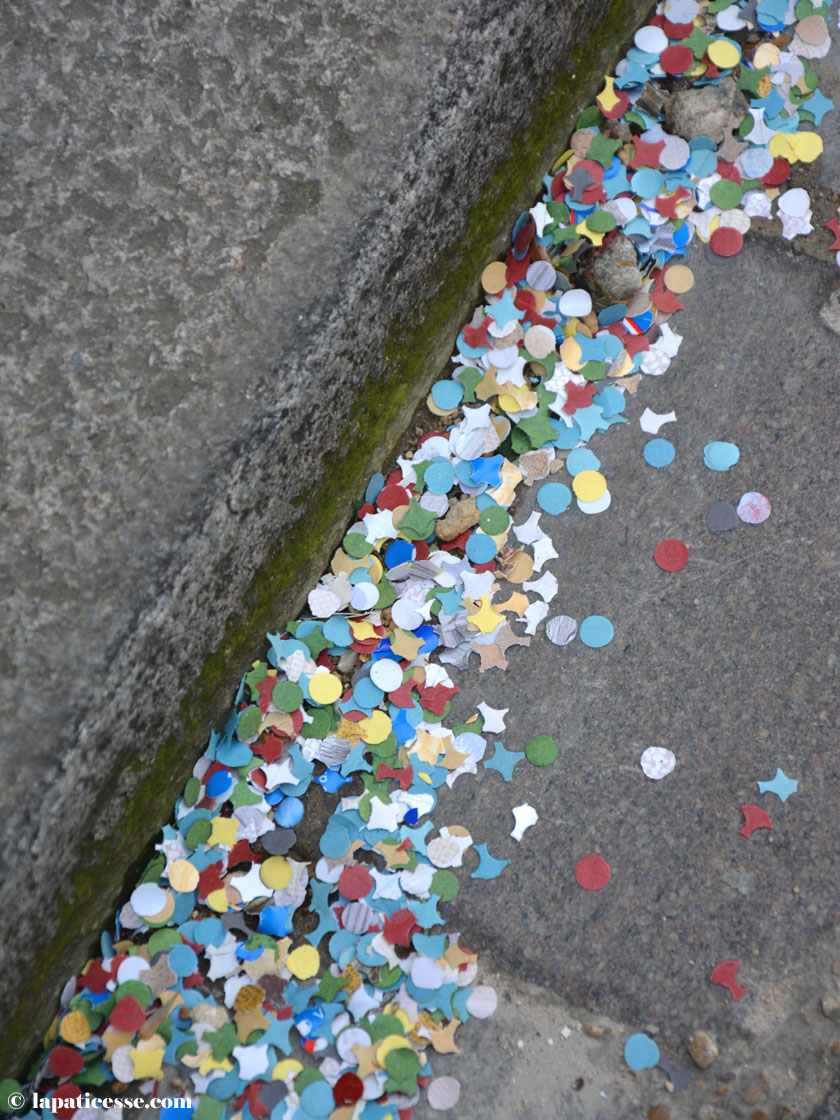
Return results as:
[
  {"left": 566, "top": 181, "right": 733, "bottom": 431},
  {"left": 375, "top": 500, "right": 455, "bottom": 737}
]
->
[
  {"left": 579, "top": 615, "right": 614, "bottom": 648},
  {"left": 706, "top": 500, "right": 739, "bottom": 533},
  {"left": 624, "top": 1032, "right": 661, "bottom": 1071},
  {"left": 704, "top": 440, "right": 740, "bottom": 471},
  {"left": 654, "top": 538, "right": 689, "bottom": 571},
  {"left": 757, "top": 767, "right": 798, "bottom": 802},
  {"left": 511, "top": 803, "right": 539, "bottom": 841},
  {"left": 739, "top": 804, "right": 774, "bottom": 838},
  {"left": 525, "top": 734, "right": 558, "bottom": 766},
  {"left": 643, "top": 438, "right": 675, "bottom": 468},
  {"left": 737, "top": 491, "right": 771, "bottom": 524},
  {"left": 640, "top": 746, "right": 676, "bottom": 780},
  {"left": 710, "top": 960, "right": 748, "bottom": 1001},
  {"left": 545, "top": 614, "right": 578, "bottom": 645},
  {"left": 575, "top": 855, "right": 611, "bottom": 891}
]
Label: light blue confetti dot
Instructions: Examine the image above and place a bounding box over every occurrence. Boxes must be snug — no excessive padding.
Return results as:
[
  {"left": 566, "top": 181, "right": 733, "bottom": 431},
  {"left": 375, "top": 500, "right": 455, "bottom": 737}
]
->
[
  {"left": 703, "top": 440, "right": 740, "bottom": 472},
  {"left": 168, "top": 944, "right": 198, "bottom": 977},
  {"left": 579, "top": 615, "right": 614, "bottom": 648},
  {"left": 424, "top": 461, "right": 455, "bottom": 494},
  {"left": 537, "top": 482, "right": 572, "bottom": 515},
  {"left": 276, "top": 797, "right": 305, "bottom": 828},
  {"left": 631, "top": 167, "right": 665, "bottom": 198},
  {"left": 465, "top": 532, "right": 497, "bottom": 563},
  {"left": 566, "top": 447, "right": 601, "bottom": 476},
  {"left": 431, "top": 379, "right": 464, "bottom": 411},
  {"left": 643, "top": 438, "right": 675, "bottom": 468},
  {"left": 624, "top": 1032, "right": 660, "bottom": 1071},
  {"left": 299, "top": 1081, "right": 335, "bottom": 1118}
]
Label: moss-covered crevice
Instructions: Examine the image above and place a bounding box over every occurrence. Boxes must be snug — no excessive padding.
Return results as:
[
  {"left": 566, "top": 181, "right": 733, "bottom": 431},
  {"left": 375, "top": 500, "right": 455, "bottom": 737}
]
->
[{"left": 2, "top": 0, "right": 652, "bottom": 1077}]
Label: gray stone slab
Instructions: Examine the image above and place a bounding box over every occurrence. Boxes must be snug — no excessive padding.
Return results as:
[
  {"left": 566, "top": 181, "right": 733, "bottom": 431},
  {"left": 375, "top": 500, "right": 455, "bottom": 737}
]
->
[
  {"left": 0, "top": 0, "right": 651, "bottom": 1072},
  {"left": 430, "top": 236, "right": 840, "bottom": 1117}
]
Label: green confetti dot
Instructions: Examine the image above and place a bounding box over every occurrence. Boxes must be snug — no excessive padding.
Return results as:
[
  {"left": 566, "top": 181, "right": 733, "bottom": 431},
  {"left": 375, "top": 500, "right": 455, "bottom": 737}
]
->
[
  {"left": 343, "top": 531, "right": 372, "bottom": 558},
  {"left": 709, "top": 178, "right": 742, "bottom": 209},
  {"left": 183, "top": 776, "right": 201, "bottom": 807},
  {"left": 369, "top": 1013, "right": 405, "bottom": 1040},
  {"left": 186, "top": 818, "right": 212, "bottom": 848},
  {"left": 236, "top": 704, "right": 262, "bottom": 741},
  {"left": 300, "top": 707, "right": 334, "bottom": 739},
  {"left": 114, "top": 980, "right": 153, "bottom": 1009},
  {"left": 586, "top": 208, "right": 617, "bottom": 233},
  {"left": 431, "top": 868, "right": 459, "bottom": 901},
  {"left": 272, "top": 680, "right": 303, "bottom": 712},
  {"left": 0, "top": 1079, "right": 23, "bottom": 1113},
  {"left": 526, "top": 734, "right": 558, "bottom": 767},
  {"left": 478, "top": 504, "right": 510, "bottom": 535},
  {"left": 148, "top": 929, "right": 183, "bottom": 955},
  {"left": 581, "top": 360, "right": 606, "bottom": 382}
]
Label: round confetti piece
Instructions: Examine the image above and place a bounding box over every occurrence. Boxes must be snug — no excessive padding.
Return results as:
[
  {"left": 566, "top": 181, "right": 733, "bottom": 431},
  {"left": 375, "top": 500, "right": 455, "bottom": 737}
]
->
[
  {"left": 526, "top": 260, "right": 556, "bottom": 290},
  {"left": 654, "top": 538, "right": 689, "bottom": 572},
  {"left": 59, "top": 1010, "right": 91, "bottom": 1045},
  {"left": 706, "top": 500, "right": 739, "bottom": 533},
  {"left": 660, "top": 44, "right": 694, "bottom": 74},
  {"left": 309, "top": 667, "right": 342, "bottom": 703},
  {"left": 431, "top": 868, "right": 459, "bottom": 901},
  {"left": 707, "top": 38, "right": 741, "bottom": 68},
  {"left": 719, "top": 207, "right": 751, "bottom": 234},
  {"left": 525, "top": 735, "right": 558, "bottom": 767},
  {"left": 299, "top": 1080, "right": 335, "bottom": 1118},
  {"left": 737, "top": 491, "right": 771, "bottom": 524},
  {"left": 792, "top": 130, "right": 824, "bottom": 164},
  {"left": 168, "top": 858, "right": 199, "bottom": 893},
  {"left": 524, "top": 324, "right": 556, "bottom": 359},
  {"left": 566, "top": 447, "right": 600, "bottom": 476},
  {"left": 575, "top": 855, "right": 611, "bottom": 891},
  {"left": 168, "top": 944, "right": 198, "bottom": 978},
  {"left": 546, "top": 615, "right": 578, "bottom": 646},
  {"left": 634, "top": 24, "right": 668, "bottom": 52},
  {"left": 48, "top": 1046, "right": 86, "bottom": 1078},
  {"left": 261, "top": 856, "right": 292, "bottom": 890},
  {"left": 276, "top": 797, "right": 305, "bottom": 827},
  {"left": 577, "top": 488, "right": 612, "bottom": 515},
  {"left": 427, "top": 1076, "right": 461, "bottom": 1111},
  {"left": 130, "top": 882, "right": 167, "bottom": 919},
  {"left": 236, "top": 704, "right": 262, "bottom": 741},
  {"left": 410, "top": 956, "right": 445, "bottom": 989},
  {"left": 350, "top": 582, "right": 379, "bottom": 611},
  {"left": 481, "top": 261, "right": 508, "bottom": 294},
  {"left": 778, "top": 186, "right": 811, "bottom": 217},
  {"left": 660, "top": 135, "right": 691, "bottom": 171},
  {"left": 624, "top": 1032, "right": 661, "bottom": 1071},
  {"left": 710, "top": 177, "right": 742, "bottom": 210},
  {"left": 579, "top": 615, "right": 614, "bottom": 648},
  {"left": 333, "top": 1072, "right": 364, "bottom": 1107},
  {"left": 358, "top": 709, "right": 392, "bottom": 744},
  {"left": 465, "top": 531, "right": 497, "bottom": 563},
  {"left": 704, "top": 440, "right": 740, "bottom": 472},
  {"left": 110, "top": 995, "right": 146, "bottom": 1033},
  {"left": 572, "top": 469, "right": 607, "bottom": 502},
  {"left": 430, "top": 379, "right": 464, "bottom": 412},
  {"left": 537, "top": 481, "right": 572, "bottom": 514},
  {"left": 640, "top": 746, "right": 676, "bottom": 780},
  {"left": 664, "top": 264, "right": 694, "bottom": 293},
  {"left": 338, "top": 864, "right": 373, "bottom": 900},
  {"left": 797, "top": 13, "right": 829, "bottom": 44},
  {"left": 370, "top": 658, "right": 404, "bottom": 693},
  {"left": 479, "top": 504, "right": 510, "bottom": 535},
  {"left": 424, "top": 460, "right": 456, "bottom": 495},
  {"left": 643, "top": 438, "right": 675, "bottom": 469},
  {"left": 709, "top": 225, "right": 743, "bottom": 257},
  {"left": 631, "top": 167, "right": 665, "bottom": 199},
  {"left": 558, "top": 288, "right": 592, "bottom": 318},
  {"left": 287, "top": 944, "right": 320, "bottom": 980},
  {"left": 465, "top": 984, "right": 498, "bottom": 1019}
]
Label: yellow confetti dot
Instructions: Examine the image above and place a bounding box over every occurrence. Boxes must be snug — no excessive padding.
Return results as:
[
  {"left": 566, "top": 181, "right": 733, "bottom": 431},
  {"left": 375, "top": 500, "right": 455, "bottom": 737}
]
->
[
  {"left": 168, "top": 859, "right": 199, "bottom": 893},
  {"left": 572, "top": 470, "right": 607, "bottom": 502},
  {"left": 59, "top": 1010, "right": 91, "bottom": 1045},
  {"left": 206, "top": 888, "right": 229, "bottom": 913},
  {"left": 130, "top": 1047, "right": 164, "bottom": 1080},
  {"left": 358, "top": 709, "right": 392, "bottom": 744},
  {"left": 481, "top": 261, "right": 508, "bottom": 294},
  {"left": 260, "top": 856, "right": 292, "bottom": 890},
  {"left": 208, "top": 816, "right": 240, "bottom": 849},
  {"left": 790, "top": 130, "right": 823, "bottom": 163},
  {"left": 376, "top": 1035, "right": 411, "bottom": 1067},
  {"left": 769, "top": 133, "right": 797, "bottom": 161},
  {"left": 560, "top": 336, "right": 583, "bottom": 370},
  {"left": 308, "top": 672, "right": 342, "bottom": 705},
  {"left": 272, "top": 1058, "right": 304, "bottom": 1082},
  {"left": 664, "top": 264, "right": 695, "bottom": 294},
  {"left": 707, "top": 39, "right": 741, "bottom": 69},
  {"left": 286, "top": 944, "right": 320, "bottom": 980}
]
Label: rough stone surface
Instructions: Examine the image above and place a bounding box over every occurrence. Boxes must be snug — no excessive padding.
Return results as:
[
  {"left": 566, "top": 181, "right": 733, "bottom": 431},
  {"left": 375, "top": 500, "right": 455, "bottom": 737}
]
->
[
  {"left": 665, "top": 76, "right": 749, "bottom": 142},
  {"left": 582, "top": 232, "right": 645, "bottom": 301},
  {"left": 820, "top": 289, "right": 840, "bottom": 335},
  {"left": 0, "top": 0, "right": 653, "bottom": 1072}
]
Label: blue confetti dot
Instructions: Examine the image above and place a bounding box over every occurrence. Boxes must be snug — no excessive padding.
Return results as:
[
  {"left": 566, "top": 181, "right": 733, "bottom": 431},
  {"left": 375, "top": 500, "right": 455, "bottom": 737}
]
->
[
  {"left": 624, "top": 1032, "right": 660, "bottom": 1071},
  {"left": 703, "top": 440, "right": 740, "bottom": 472},
  {"left": 205, "top": 769, "right": 233, "bottom": 798},
  {"left": 537, "top": 482, "right": 572, "bottom": 515},
  {"left": 276, "top": 797, "right": 305, "bottom": 828},
  {"left": 299, "top": 1080, "right": 335, "bottom": 1118},
  {"left": 384, "top": 540, "right": 415, "bottom": 569},
  {"left": 566, "top": 447, "right": 601, "bottom": 476},
  {"left": 579, "top": 615, "right": 614, "bottom": 648},
  {"left": 631, "top": 168, "right": 665, "bottom": 198},
  {"left": 168, "top": 944, "right": 198, "bottom": 978},
  {"left": 643, "top": 438, "right": 675, "bottom": 468},
  {"left": 465, "top": 532, "right": 497, "bottom": 563},
  {"left": 431, "top": 379, "right": 464, "bottom": 411},
  {"left": 424, "top": 460, "right": 456, "bottom": 494}
]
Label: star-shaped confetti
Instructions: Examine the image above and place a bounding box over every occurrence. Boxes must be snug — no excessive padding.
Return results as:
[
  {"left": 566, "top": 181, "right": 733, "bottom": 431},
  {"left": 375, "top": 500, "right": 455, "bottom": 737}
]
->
[{"left": 757, "top": 767, "right": 798, "bottom": 803}]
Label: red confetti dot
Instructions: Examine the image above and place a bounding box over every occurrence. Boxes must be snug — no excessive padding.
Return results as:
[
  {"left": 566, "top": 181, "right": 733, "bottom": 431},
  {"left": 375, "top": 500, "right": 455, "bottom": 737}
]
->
[
  {"left": 662, "top": 19, "right": 695, "bottom": 37},
  {"left": 575, "top": 855, "right": 611, "bottom": 891},
  {"left": 654, "top": 538, "right": 689, "bottom": 572},
  {"left": 338, "top": 864, "right": 373, "bottom": 901},
  {"left": 761, "top": 156, "right": 791, "bottom": 187},
  {"left": 334, "top": 1072, "right": 365, "bottom": 1106},
  {"left": 48, "top": 1045, "right": 86, "bottom": 1078},
  {"left": 709, "top": 226, "right": 744, "bottom": 257},
  {"left": 49, "top": 1085, "right": 82, "bottom": 1120},
  {"left": 110, "top": 994, "right": 146, "bottom": 1033},
  {"left": 376, "top": 485, "right": 411, "bottom": 511},
  {"left": 660, "top": 44, "right": 694, "bottom": 74}
]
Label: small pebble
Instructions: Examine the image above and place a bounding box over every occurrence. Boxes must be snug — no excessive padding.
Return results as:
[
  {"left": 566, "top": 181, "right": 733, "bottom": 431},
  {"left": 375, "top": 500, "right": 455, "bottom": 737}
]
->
[{"left": 687, "top": 1030, "right": 719, "bottom": 1068}]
